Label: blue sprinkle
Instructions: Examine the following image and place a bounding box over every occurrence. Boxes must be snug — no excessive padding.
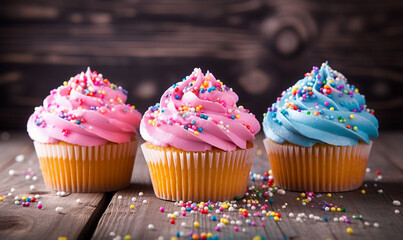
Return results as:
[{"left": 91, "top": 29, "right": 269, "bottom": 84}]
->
[
  {"left": 324, "top": 217, "right": 329, "bottom": 222},
  {"left": 186, "top": 207, "right": 192, "bottom": 211},
  {"left": 231, "top": 115, "right": 235, "bottom": 120},
  {"left": 175, "top": 95, "right": 180, "bottom": 100},
  {"left": 269, "top": 199, "right": 274, "bottom": 204},
  {"left": 76, "top": 120, "right": 81, "bottom": 124},
  {"left": 200, "top": 114, "right": 204, "bottom": 118},
  {"left": 200, "top": 89, "right": 205, "bottom": 93},
  {"left": 198, "top": 127, "right": 203, "bottom": 132},
  {"left": 184, "top": 126, "right": 188, "bottom": 130},
  {"left": 211, "top": 216, "right": 217, "bottom": 221},
  {"left": 191, "top": 120, "right": 196, "bottom": 125}
]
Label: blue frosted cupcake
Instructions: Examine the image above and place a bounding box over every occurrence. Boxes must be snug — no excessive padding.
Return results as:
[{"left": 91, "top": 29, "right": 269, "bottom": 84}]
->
[{"left": 263, "top": 62, "right": 379, "bottom": 192}]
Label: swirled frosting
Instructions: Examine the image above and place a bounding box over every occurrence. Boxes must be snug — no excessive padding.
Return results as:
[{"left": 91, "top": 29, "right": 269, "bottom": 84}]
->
[
  {"left": 27, "top": 68, "right": 142, "bottom": 146},
  {"left": 263, "top": 62, "right": 379, "bottom": 147},
  {"left": 140, "top": 68, "right": 260, "bottom": 151}
]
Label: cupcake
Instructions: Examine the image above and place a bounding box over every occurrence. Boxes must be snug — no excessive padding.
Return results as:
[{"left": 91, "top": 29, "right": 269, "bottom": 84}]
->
[
  {"left": 140, "top": 68, "right": 260, "bottom": 202},
  {"left": 263, "top": 62, "right": 379, "bottom": 192},
  {"left": 27, "top": 68, "right": 142, "bottom": 192}
]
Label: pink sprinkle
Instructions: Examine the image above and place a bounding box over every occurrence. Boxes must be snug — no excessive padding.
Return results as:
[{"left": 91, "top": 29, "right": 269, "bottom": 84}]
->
[
  {"left": 260, "top": 222, "right": 265, "bottom": 226},
  {"left": 324, "top": 101, "right": 329, "bottom": 106},
  {"left": 159, "top": 207, "right": 165, "bottom": 212},
  {"left": 38, "top": 204, "right": 43, "bottom": 209},
  {"left": 234, "top": 226, "right": 239, "bottom": 231},
  {"left": 182, "top": 211, "right": 186, "bottom": 216}
]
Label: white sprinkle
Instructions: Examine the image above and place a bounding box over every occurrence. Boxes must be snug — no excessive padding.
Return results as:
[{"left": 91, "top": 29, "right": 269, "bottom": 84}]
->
[
  {"left": 113, "top": 236, "right": 121, "bottom": 240},
  {"left": 309, "top": 214, "right": 314, "bottom": 219},
  {"left": 393, "top": 200, "right": 401, "bottom": 206},
  {"left": 251, "top": 206, "right": 256, "bottom": 211},
  {"left": 29, "top": 185, "right": 36, "bottom": 190},
  {"left": 181, "top": 222, "right": 187, "bottom": 227},
  {"left": 229, "top": 207, "right": 235, "bottom": 212},
  {"left": 35, "top": 194, "right": 41, "bottom": 199},
  {"left": 131, "top": 197, "right": 137, "bottom": 202},
  {"left": 143, "top": 200, "right": 148, "bottom": 204},
  {"left": 364, "top": 221, "right": 370, "bottom": 226},
  {"left": 60, "top": 191, "right": 66, "bottom": 197},
  {"left": 139, "top": 192, "right": 144, "bottom": 196},
  {"left": 173, "top": 211, "right": 179, "bottom": 216},
  {"left": 302, "top": 202, "right": 307, "bottom": 206},
  {"left": 374, "top": 222, "right": 380, "bottom": 228},
  {"left": 277, "top": 189, "right": 286, "bottom": 195},
  {"left": 167, "top": 214, "right": 172, "bottom": 218},
  {"left": 148, "top": 224, "right": 154, "bottom": 230},
  {"left": 14, "top": 200, "right": 20, "bottom": 205},
  {"left": 333, "top": 217, "right": 339, "bottom": 222},
  {"left": 378, "top": 189, "right": 383, "bottom": 194},
  {"left": 55, "top": 207, "right": 64, "bottom": 214},
  {"left": 395, "top": 209, "right": 400, "bottom": 214},
  {"left": 76, "top": 199, "right": 82, "bottom": 204},
  {"left": 32, "top": 176, "right": 38, "bottom": 181},
  {"left": 14, "top": 196, "right": 21, "bottom": 200},
  {"left": 25, "top": 175, "right": 31, "bottom": 180},
  {"left": 325, "top": 207, "right": 330, "bottom": 211},
  {"left": 117, "top": 195, "right": 123, "bottom": 200},
  {"left": 8, "top": 170, "right": 15, "bottom": 176},
  {"left": 288, "top": 213, "right": 294, "bottom": 218},
  {"left": 366, "top": 168, "right": 371, "bottom": 173},
  {"left": 157, "top": 236, "right": 164, "bottom": 240},
  {"left": 377, "top": 175, "right": 383, "bottom": 180},
  {"left": 109, "top": 232, "right": 116, "bottom": 237},
  {"left": 215, "top": 209, "right": 220, "bottom": 214},
  {"left": 15, "top": 154, "right": 25, "bottom": 162},
  {"left": 10, "top": 188, "right": 15, "bottom": 192},
  {"left": 7, "top": 192, "right": 12, "bottom": 196}
]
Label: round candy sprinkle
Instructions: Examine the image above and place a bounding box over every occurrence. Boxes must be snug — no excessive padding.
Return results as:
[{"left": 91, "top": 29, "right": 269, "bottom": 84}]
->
[
  {"left": 139, "top": 192, "right": 144, "bottom": 196},
  {"left": 160, "top": 207, "right": 165, "bottom": 212},
  {"left": 393, "top": 200, "right": 401, "bottom": 206},
  {"left": 194, "top": 221, "right": 200, "bottom": 228},
  {"left": 38, "top": 204, "right": 43, "bottom": 209},
  {"left": 346, "top": 227, "right": 353, "bottom": 234},
  {"left": 8, "top": 169, "right": 15, "bottom": 176},
  {"left": 117, "top": 195, "right": 123, "bottom": 200},
  {"left": 130, "top": 205, "right": 135, "bottom": 210},
  {"left": 148, "top": 224, "right": 154, "bottom": 230},
  {"left": 55, "top": 207, "right": 64, "bottom": 214}
]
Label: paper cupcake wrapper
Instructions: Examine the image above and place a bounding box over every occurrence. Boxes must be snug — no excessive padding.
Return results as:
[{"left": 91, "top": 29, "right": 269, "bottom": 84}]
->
[
  {"left": 263, "top": 139, "right": 373, "bottom": 192},
  {"left": 141, "top": 143, "right": 255, "bottom": 202},
  {"left": 33, "top": 139, "right": 138, "bottom": 192}
]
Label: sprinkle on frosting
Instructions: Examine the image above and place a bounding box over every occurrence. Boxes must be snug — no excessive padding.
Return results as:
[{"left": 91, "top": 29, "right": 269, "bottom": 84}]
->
[
  {"left": 263, "top": 62, "right": 379, "bottom": 147},
  {"left": 27, "top": 67, "right": 142, "bottom": 146},
  {"left": 140, "top": 68, "right": 260, "bottom": 151}
]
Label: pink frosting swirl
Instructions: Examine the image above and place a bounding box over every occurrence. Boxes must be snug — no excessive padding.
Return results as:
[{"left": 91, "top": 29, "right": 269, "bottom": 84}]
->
[
  {"left": 27, "top": 68, "right": 142, "bottom": 146},
  {"left": 140, "top": 68, "right": 260, "bottom": 151}
]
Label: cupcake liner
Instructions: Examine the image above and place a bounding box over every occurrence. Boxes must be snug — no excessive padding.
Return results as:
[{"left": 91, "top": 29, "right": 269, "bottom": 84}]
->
[
  {"left": 33, "top": 139, "right": 138, "bottom": 192},
  {"left": 263, "top": 139, "right": 373, "bottom": 192},
  {"left": 141, "top": 143, "right": 255, "bottom": 202}
]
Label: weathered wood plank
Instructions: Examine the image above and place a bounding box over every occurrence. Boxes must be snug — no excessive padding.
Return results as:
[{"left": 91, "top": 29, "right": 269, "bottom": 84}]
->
[
  {"left": 93, "top": 132, "right": 403, "bottom": 240},
  {"left": 0, "top": 136, "right": 108, "bottom": 240}
]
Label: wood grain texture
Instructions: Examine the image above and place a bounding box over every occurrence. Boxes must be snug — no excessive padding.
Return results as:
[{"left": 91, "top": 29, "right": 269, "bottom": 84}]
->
[
  {"left": 0, "top": 133, "right": 108, "bottom": 240},
  {"left": 0, "top": 0, "right": 402, "bottom": 130},
  {"left": 0, "top": 132, "right": 403, "bottom": 239}
]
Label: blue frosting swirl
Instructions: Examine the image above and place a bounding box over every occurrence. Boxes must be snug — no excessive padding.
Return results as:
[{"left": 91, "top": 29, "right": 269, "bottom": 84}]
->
[{"left": 263, "top": 62, "right": 379, "bottom": 147}]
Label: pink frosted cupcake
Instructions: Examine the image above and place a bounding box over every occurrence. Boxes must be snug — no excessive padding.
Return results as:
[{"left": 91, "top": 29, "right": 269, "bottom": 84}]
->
[
  {"left": 27, "top": 68, "right": 142, "bottom": 192},
  {"left": 140, "top": 68, "right": 260, "bottom": 201}
]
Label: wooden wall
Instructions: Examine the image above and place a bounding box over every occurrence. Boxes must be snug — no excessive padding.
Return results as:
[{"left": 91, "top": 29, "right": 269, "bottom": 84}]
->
[{"left": 1, "top": 0, "right": 402, "bottom": 130}]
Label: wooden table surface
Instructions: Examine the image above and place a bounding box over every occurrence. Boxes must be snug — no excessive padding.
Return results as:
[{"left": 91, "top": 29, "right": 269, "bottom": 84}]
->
[{"left": 0, "top": 131, "right": 402, "bottom": 240}]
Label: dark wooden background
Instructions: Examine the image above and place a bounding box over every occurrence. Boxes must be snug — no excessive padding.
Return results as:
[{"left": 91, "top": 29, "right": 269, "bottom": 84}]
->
[{"left": 1, "top": 0, "right": 402, "bottom": 130}]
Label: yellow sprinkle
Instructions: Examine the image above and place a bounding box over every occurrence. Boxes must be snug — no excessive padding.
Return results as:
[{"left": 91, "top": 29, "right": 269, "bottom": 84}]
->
[
  {"left": 63, "top": 81, "right": 68, "bottom": 86},
  {"left": 330, "top": 107, "right": 334, "bottom": 111},
  {"left": 296, "top": 198, "right": 300, "bottom": 201},
  {"left": 171, "top": 237, "right": 178, "bottom": 240},
  {"left": 256, "top": 149, "right": 262, "bottom": 155},
  {"left": 124, "top": 235, "right": 131, "bottom": 240},
  {"left": 194, "top": 221, "right": 200, "bottom": 228},
  {"left": 274, "top": 216, "right": 279, "bottom": 222},
  {"left": 130, "top": 205, "right": 134, "bottom": 210},
  {"left": 253, "top": 236, "right": 262, "bottom": 240},
  {"left": 301, "top": 193, "right": 306, "bottom": 198},
  {"left": 344, "top": 90, "right": 348, "bottom": 94},
  {"left": 131, "top": 105, "right": 136, "bottom": 109},
  {"left": 327, "top": 193, "right": 332, "bottom": 198},
  {"left": 355, "top": 88, "right": 359, "bottom": 93},
  {"left": 353, "top": 126, "right": 358, "bottom": 131},
  {"left": 266, "top": 212, "right": 270, "bottom": 217},
  {"left": 350, "top": 114, "right": 355, "bottom": 119},
  {"left": 308, "top": 87, "right": 312, "bottom": 91},
  {"left": 337, "top": 208, "right": 342, "bottom": 212},
  {"left": 171, "top": 214, "right": 176, "bottom": 219},
  {"left": 207, "top": 233, "right": 213, "bottom": 238},
  {"left": 346, "top": 227, "right": 353, "bottom": 234},
  {"left": 22, "top": 196, "right": 27, "bottom": 201},
  {"left": 361, "top": 189, "right": 366, "bottom": 194},
  {"left": 194, "top": 131, "right": 199, "bottom": 136},
  {"left": 235, "top": 115, "right": 240, "bottom": 119},
  {"left": 0, "top": 197, "right": 4, "bottom": 201},
  {"left": 331, "top": 207, "right": 336, "bottom": 212},
  {"left": 268, "top": 170, "right": 272, "bottom": 175},
  {"left": 109, "top": 99, "right": 114, "bottom": 103},
  {"left": 58, "top": 237, "right": 68, "bottom": 240},
  {"left": 270, "top": 212, "right": 275, "bottom": 216},
  {"left": 117, "top": 97, "right": 122, "bottom": 104}
]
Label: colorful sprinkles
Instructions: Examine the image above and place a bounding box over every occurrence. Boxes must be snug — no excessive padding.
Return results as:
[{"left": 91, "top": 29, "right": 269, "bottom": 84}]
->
[{"left": 266, "top": 62, "right": 376, "bottom": 134}]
